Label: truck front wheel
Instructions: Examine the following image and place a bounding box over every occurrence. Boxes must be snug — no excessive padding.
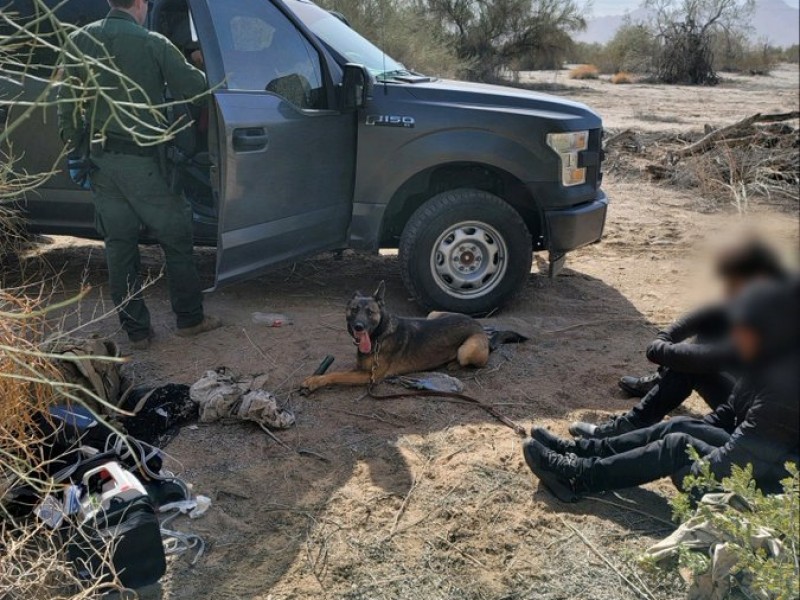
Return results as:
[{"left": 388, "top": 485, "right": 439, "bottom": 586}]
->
[{"left": 399, "top": 189, "right": 533, "bottom": 315}]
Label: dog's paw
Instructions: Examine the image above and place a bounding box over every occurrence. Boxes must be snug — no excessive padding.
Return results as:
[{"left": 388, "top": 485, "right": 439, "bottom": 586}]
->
[{"left": 300, "top": 375, "right": 324, "bottom": 394}]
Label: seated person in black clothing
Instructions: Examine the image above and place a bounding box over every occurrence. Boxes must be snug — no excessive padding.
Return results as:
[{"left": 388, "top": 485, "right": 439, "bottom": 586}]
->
[
  {"left": 523, "top": 279, "right": 799, "bottom": 503},
  {"left": 571, "top": 238, "right": 787, "bottom": 439}
]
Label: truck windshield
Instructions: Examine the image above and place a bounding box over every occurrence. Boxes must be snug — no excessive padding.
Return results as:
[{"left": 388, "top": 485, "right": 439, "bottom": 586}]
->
[{"left": 284, "top": 0, "right": 408, "bottom": 77}]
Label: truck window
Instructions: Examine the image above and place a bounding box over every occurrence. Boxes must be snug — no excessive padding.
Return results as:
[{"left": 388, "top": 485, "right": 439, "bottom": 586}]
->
[
  {"left": 207, "top": 0, "right": 326, "bottom": 110},
  {"left": 284, "top": 0, "right": 406, "bottom": 77}
]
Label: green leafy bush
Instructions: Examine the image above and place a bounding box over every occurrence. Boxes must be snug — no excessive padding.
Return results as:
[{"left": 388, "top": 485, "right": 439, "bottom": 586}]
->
[{"left": 667, "top": 457, "right": 799, "bottom": 600}]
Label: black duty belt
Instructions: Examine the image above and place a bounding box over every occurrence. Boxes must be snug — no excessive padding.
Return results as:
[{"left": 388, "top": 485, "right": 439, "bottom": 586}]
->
[{"left": 103, "top": 138, "right": 157, "bottom": 157}]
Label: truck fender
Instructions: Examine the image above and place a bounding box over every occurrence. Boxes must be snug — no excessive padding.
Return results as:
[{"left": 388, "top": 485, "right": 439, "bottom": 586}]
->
[{"left": 350, "top": 129, "right": 549, "bottom": 250}]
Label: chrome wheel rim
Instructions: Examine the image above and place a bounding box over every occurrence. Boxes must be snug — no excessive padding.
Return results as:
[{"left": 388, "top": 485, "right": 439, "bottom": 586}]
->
[{"left": 430, "top": 220, "right": 508, "bottom": 299}]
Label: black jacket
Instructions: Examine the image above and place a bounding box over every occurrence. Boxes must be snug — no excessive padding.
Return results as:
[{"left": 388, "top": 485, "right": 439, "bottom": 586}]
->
[
  {"left": 698, "top": 281, "right": 800, "bottom": 491},
  {"left": 646, "top": 304, "right": 739, "bottom": 374},
  {"left": 701, "top": 352, "right": 799, "bottom": 490}
]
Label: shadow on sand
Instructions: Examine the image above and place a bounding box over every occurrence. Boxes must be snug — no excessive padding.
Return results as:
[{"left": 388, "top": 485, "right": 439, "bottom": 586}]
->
[{"left": 17, "top": 242, "right": 678, "bottom": 598}]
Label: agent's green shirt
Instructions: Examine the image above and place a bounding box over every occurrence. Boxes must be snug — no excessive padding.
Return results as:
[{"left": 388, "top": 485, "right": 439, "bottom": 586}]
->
[{"left": 57, "top": 9, "right": 207, "bottom": 146}]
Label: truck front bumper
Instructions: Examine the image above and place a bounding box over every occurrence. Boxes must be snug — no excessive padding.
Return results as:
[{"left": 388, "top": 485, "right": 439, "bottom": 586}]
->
[{"left": 545, "top": 190, "right": 608, "bottom": 254}]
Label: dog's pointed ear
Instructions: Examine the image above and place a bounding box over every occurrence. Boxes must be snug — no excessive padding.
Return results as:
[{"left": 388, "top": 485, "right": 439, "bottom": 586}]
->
[{"left": 373, "top": 280, "right": 386, "bottom": 304}]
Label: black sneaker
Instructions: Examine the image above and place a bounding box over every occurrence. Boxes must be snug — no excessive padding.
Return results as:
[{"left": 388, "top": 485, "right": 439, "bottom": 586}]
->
[
  {"left": 530, "top": 427, "right": 578, "bottom": 455},
  {"left": 522, "top": 438, "right": 586, "bottom": 503},
  {"left": 569, "top": 413, "right": 641, "bottom": 439},
  {"left": 618, "top": 372, "right": 661, "bottom": 397}
]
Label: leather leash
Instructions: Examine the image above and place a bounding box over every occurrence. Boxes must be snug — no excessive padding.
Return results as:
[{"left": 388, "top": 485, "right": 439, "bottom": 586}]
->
[
  {"left": 365, "top": 385, "right": 527, "bottom": 437},
  {"left": 309, "top": 349, "right": 527, "bottom": 437}
]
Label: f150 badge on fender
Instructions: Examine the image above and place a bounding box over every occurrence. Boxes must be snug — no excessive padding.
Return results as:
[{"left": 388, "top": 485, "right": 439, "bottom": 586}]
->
[{"left": 365, "top": 115, "right": 415, "bottom": 128}]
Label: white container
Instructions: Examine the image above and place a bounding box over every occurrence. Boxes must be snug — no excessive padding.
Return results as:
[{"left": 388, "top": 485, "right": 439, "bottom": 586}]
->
[{"left": 80, "top": 461, "right": 146, "bottom": 520}]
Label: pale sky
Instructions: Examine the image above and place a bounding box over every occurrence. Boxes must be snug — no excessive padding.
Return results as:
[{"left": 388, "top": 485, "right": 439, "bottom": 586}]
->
[{"left": 590, "top": 0, "right": 800, "bottom": 16}]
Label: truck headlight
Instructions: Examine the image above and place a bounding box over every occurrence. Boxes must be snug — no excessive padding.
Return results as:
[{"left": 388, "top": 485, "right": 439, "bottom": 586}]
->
[{"left": 546, "top": 131, "right": 589, "bottom": 187}]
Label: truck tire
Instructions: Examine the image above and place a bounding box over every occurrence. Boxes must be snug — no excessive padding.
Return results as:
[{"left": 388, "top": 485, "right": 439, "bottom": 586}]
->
[{"left": 399, "top": 189, "right": 533, "bottom": 315}]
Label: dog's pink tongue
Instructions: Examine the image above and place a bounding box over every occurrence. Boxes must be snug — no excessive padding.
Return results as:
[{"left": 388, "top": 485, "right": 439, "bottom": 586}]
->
[{"left": 357, "top": 331, "right": 372, "bottom": 354}]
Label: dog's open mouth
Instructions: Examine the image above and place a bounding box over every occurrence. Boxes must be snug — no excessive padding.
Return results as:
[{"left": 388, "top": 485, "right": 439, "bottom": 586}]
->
[{"left": 353, "top": 330, "right": 372, "bottom": 354}]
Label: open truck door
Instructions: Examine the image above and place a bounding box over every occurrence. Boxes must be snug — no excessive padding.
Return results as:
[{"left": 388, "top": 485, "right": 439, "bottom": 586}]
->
[{"left": 194, "top": 0, "right": 356, "bottom": 287}]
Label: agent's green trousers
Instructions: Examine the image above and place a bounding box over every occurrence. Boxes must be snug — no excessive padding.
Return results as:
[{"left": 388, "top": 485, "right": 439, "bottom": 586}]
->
[{"left": 90, "top": 153, "right": 203, "bottom": 341}]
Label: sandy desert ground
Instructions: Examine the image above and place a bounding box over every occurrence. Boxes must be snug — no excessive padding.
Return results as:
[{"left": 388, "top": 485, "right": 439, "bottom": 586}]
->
[{"left": 15, "top": 65, "right": 800, "bottom": 599}]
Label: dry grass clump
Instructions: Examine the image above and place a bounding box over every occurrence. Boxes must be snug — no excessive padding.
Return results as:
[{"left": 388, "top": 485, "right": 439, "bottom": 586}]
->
[
  {"left": 611, "top": 71, "right": 633, "bottom": 84},
  {"left": 0, "top": 292, "right": 60, "bottom": 453},
  {"left": 0, "top": 292, "right": 124, "bottom": 599},
  {"left": 1, "top": 518, "right": 120, "bottom": 600},
  {"left": 568, "top": 64, "right": 600, "bottom": 80}
]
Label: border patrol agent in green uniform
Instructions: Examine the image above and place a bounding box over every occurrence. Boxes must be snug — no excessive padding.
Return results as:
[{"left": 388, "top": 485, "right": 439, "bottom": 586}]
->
[{"left": 57, "top": 0, "right": 220, "bottom": 350}]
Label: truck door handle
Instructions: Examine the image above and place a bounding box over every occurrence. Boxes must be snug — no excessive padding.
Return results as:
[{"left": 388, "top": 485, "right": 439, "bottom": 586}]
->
[{"left": 233, "top": 128, "right": 268, "bottom": 152}]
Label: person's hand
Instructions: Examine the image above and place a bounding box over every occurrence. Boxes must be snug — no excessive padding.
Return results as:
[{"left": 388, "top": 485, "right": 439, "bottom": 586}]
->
[{"left": 190, "top": 50, "right": 204, "bottom": 68}]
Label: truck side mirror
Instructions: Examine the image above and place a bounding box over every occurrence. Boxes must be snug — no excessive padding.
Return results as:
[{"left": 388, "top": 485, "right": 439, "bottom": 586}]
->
[{"left": 342, "top": 63, "right": 371, "bottom": 111}]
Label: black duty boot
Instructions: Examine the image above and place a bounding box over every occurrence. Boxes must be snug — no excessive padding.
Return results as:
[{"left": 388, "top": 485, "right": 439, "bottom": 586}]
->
[
  {"left": 530, "top": 427, "right": 579, "bottom": 455},
  {"left": 569, "top": 413, "right": 641, "bottom": 439},
  {"left": 522, "top": 438, "right": 588, "bottom": 503},
  {"left": 618, "top": 372, "right": 661, "bottom": 398}
]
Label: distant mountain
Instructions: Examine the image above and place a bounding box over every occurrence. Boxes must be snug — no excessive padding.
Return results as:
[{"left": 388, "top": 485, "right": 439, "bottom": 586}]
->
[{"left": 576, "top": 0, "right": 800, "bottom": 48}]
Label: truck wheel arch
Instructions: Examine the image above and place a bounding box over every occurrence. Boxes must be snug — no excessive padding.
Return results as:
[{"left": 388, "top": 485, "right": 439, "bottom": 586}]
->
[{"left": 378, "top": 162, "right": 545, "bottom": 251}]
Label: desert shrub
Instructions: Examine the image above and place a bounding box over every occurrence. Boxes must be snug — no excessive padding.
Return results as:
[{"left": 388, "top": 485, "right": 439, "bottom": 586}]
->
[
  {"left": 604, "top": 23, "right": 658, "bottom": 74},
  {"left": 734, "top": 45, "right": 778, "bottom": 75},
  {"left": 611, "top": 71, "right": 634, "bottom": 84},
  {"left": 568, "top": 64, "right": 599, "bottom": 79},
  {"left": 567, "top": 41, "right": 605, "bottom": 68},
  {"left": 0, "top": 291, "right": 121, "bottom": 599},
  {"left": 663, "top": 457, "right": 800, "bottom": 600},
  {"left": 784, "top": 44, "right": 800, "bottom": 63},
  {"left": 713, "top": 32, "right": 780, "bottom": 74},
  {"left": 424, "top": 0, "right": 586, "bottom": 81},
  {"left": 648, "top": 0, "right": 756, "bottom": 85}
]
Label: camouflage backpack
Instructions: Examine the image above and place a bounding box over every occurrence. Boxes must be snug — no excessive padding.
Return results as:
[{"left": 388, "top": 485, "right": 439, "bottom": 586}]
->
[{"left": 43, "top": 337, "right": 125, "bottom": 414}]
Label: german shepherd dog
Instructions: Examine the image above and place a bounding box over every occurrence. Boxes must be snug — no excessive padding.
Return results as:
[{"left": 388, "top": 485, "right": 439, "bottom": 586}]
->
[{"left": 301, "top": 282, "right": 497, "bottom": 393}]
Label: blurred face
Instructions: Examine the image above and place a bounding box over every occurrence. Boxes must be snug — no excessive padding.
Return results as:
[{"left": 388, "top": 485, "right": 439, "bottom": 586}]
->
[
  {"left": 722, "top": 276, "right": 748, "bottom": 300},
  {"left": 731, "top": 325, "right": 760, "bottom": 363}
]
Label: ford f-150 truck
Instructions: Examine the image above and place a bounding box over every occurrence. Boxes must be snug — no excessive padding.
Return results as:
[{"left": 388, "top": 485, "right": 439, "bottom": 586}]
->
[{"left": 3, "top": 0, "right": 608, "bottom": 315}]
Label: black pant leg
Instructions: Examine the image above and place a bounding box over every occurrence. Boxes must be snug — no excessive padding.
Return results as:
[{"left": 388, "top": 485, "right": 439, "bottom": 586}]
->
[
  {"left": 577, "top": 417, "right": 730, "bottom": 457},
  {"left": 626, "top": 368, "right": 694, "bottom": 427},
  {"left": 661, "top": 417, "right": 732, "bottom": 447},
  {"left": 692, "top": 372, "right": 736, "bottom": 410},
  {"left": 577, "top": 420, "right": 681, "bottom": 457},
  {"left": 582, "top": 432, "right": 722, "bottom": 493}
]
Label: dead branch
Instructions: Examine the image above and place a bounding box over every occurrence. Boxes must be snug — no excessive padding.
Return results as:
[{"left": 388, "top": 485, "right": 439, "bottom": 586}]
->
[{"left": 673, "top": 112, "right": 800, "bottom": 158}]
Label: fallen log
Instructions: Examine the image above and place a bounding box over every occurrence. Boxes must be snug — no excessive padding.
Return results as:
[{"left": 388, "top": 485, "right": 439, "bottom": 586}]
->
[{"left": 673, "top": 112, "right": 800, "bottom": 159}]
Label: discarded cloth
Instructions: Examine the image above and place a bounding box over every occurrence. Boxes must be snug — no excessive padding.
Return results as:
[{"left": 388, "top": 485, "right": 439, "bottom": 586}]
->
[
  {"left": 120, "top": 384, "right": 198, "bottom": 446},
  {"left": 387, "top": 372, "right": 465, "bottom": 394},
  {"left": 189, "top": 368, "right": 295, "bottom": 430},
  {"left": 645, "top": 492, "right": 782, "bottom": 600}
]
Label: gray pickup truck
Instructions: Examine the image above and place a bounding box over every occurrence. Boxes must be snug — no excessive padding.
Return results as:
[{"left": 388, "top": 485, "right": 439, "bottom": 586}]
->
[{"left": 5, "top": 0, "right": 608, "bottom": 315}]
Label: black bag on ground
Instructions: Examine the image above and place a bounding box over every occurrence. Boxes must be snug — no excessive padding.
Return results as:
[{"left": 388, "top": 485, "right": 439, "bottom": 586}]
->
[{"left": 67, "top": 495, "right": 166, "bottom": 589}]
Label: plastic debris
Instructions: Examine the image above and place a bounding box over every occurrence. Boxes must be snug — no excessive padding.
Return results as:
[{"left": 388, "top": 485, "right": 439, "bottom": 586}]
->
[
  {"left": 388, "top": 372, "right": 466, "bottom": 394},
  {"left": 160, "top": 495, "right": 211, "bottom": 520},
  {"left": 252, "top": 312, "right": 293, "bottom": 326}
]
